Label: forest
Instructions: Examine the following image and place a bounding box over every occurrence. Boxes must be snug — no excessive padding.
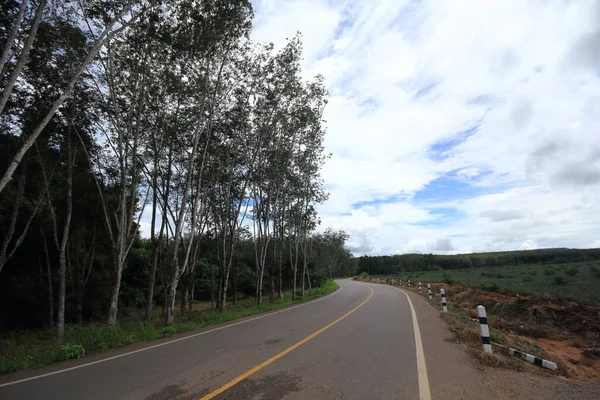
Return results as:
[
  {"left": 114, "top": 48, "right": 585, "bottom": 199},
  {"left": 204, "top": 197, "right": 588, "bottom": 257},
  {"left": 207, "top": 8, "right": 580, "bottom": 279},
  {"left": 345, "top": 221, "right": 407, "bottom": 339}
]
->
[
  {"left": 0, "top": 0, "right": 356, "bottom": 337},
  {"left": 358, "top": 247, "right": 600, "bottom": 275}
]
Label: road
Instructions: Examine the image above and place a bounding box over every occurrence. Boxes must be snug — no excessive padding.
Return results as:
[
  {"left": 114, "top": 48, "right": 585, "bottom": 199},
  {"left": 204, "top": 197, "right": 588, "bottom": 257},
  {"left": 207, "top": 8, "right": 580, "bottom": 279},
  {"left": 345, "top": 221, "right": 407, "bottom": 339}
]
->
[{"left": 0, "top": 279, "right": 554, "bottom": 399}]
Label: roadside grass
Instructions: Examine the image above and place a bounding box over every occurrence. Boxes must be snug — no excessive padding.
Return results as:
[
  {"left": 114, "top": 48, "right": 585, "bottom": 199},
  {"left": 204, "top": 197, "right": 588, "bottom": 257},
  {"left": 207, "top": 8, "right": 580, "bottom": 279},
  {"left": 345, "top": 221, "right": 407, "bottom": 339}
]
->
[
  {"left": 0, "top": 280, "right": 339, "bottom": 374},
  {"left": 387, "top": 261, "right": 600, "bottom": 306}
]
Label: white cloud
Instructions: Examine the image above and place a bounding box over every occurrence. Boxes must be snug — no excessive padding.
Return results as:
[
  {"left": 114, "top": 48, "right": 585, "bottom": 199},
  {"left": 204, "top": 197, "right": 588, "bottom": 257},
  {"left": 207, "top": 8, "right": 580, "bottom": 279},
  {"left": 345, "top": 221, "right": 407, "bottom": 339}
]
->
[
  {"left": 520, "top": 240, "right": 539, "bottom": 251},
  {"left": 252, "top": 0, "right": 600, "bottom": 255}
]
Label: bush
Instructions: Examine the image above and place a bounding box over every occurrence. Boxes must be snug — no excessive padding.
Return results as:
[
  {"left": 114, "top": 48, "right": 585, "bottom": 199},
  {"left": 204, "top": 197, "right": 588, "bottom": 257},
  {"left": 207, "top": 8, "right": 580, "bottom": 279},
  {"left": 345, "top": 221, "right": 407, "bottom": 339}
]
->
[
  {"left": 443, "top": 272, "right": 454, "bottom": 284},
  {"left": 565, "top": 266, "right": 578, "bottom": 277},
  {"left": 591, "top": 266, "right": 600, "bottom": 279},
  {"left": 490, "top": 330, "right": 506, "bottom": 345},
  {"left": 551, "top": 275, "right": 567, "bottom": 286},
  {"left": 159, "top": 325, "right": 178, "bottom": 336},
  {"left": 57, "top": 344, "right": 85, "bottom": 361},
  {"left": 483, "top": 282, "right": 501, "bottom": 292}
]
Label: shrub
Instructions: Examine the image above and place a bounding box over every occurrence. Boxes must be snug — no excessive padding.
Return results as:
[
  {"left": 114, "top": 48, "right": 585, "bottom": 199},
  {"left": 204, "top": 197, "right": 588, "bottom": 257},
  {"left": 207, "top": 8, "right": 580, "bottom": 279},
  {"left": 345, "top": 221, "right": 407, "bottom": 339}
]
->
[
  {"left": 57, "top": 344, "right": 85, "bottom": 361},
  {"left": 544, "top": 269, "right": 556, "bottom": 276},
  {"left": 158, "top": 325, "right": 178, "bottom": 337},
  {"left": 551, "top": 275, "right": 567, "bottom": 286},
  {"left": 443, "top": 272, "right": 454, "bottom": 284},
  {"left": 484, "top": 282, "right": 501, "bottom": 292},
  {"left": 565, "top": 266, "right": 578, "bottom": 277},
  {"left": 490, "top": 330, "right": 506, "bottom": 345},
  {"left": 591, "top": 266, "right": 600, "bottom": 279}
]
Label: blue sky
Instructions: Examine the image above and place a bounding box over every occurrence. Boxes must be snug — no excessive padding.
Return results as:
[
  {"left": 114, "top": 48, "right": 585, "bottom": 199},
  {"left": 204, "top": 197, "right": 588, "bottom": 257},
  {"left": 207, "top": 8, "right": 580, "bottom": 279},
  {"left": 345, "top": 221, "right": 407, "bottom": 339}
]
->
[{"left": 247, "top": 0, "right": 600, "bottom": 255}]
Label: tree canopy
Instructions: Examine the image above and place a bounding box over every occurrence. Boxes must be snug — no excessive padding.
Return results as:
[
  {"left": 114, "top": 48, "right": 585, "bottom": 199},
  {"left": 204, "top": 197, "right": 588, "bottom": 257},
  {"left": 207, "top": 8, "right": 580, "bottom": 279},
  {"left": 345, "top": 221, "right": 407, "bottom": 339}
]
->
[{"left": 0, "top": 0, "right": 356, "bottom": 335}]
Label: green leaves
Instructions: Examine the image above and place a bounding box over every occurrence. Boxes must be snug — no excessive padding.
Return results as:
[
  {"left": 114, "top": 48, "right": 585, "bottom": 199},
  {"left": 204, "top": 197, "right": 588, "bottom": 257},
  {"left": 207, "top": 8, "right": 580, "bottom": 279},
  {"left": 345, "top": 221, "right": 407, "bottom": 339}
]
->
[{"left": 57, "top": 343, "right": 85, "bottom": 361}]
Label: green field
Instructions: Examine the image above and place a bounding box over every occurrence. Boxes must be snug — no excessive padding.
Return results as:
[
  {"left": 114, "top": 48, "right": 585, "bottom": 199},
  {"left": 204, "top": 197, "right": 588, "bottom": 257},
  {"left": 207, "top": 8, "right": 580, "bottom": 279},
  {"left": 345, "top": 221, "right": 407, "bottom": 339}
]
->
[{"left": 389, "top": 262, "right": 600, "bottom": 306}]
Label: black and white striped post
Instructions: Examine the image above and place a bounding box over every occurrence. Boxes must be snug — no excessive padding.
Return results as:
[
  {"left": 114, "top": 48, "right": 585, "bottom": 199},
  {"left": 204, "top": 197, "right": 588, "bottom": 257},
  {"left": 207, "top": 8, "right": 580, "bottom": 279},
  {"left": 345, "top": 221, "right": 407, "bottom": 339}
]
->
[
  {"left": 427, "top": 283, "right": 432, "bottom": 299},
  {"left": 408, "top": 280, "right": 411, "bottom": 287},
  {"left": 399, "top": 280, "right": 402, "bottom": 286},
  {"left": 418, "top": 281, "right": 422, "bottom": 294},
  {"left": 440, "top": 288, "right": 447, "bottom": 312},
  {"left": 508, "top": 348, "right": 558, "bottom": 370},
  {"left": 477, "top": 305, "right": 492, "bottom": 353}
]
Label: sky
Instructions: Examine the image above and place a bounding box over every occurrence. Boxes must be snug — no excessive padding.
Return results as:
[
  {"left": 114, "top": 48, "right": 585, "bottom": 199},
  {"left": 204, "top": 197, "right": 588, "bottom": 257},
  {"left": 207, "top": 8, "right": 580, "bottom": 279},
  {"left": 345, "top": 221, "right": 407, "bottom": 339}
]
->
[{"left": 250, "top": 0, "right": 600, "bottom": 255}]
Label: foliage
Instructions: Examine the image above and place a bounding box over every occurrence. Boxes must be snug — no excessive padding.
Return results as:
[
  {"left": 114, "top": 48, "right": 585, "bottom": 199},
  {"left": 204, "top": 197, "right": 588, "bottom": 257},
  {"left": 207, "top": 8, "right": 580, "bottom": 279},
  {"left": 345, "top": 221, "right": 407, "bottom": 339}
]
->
[
  {"left": 378, "top": 262, "right": 600, "bottom": 306},
  {"left": 551, "top": 275, "right": 567, "bottom": 286},
  {"left": 443, "top": 272, "right": 454, "bottom": 284},
  {"left": 57, "top": 344, "right": 85, "bottom": 361},
  {"left": 565, "top": 266, "right": 579, "bottom": 277},
  {"left": 358, "top": 248, "right": 600, "bottom": 275}
]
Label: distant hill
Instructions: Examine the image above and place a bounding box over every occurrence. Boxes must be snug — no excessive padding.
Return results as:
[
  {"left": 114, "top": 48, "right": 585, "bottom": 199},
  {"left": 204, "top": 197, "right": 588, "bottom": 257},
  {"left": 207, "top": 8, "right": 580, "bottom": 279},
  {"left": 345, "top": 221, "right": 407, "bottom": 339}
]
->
[{"left": 357, "top": 248, "right": 600, "bottom": 275}]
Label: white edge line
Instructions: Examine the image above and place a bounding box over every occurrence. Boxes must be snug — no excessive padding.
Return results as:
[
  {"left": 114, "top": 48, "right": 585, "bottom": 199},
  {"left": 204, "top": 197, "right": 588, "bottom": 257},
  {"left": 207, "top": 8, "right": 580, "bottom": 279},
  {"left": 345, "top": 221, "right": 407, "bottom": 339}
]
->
[
  {"left": 386, "top": 285, "right": 432, "bottom": 400},
  {"left": 0, "top": 281, "right": 344, "bottom": 388}
]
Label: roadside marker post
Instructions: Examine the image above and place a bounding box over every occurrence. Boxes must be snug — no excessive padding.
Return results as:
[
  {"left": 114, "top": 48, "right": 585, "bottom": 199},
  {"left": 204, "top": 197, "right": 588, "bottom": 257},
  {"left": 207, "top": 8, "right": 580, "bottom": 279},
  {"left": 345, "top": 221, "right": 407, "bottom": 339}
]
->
[
  {"left": 418, "top": 282, "right": 422, "bottom": 294},
  {"left": 408, "top": 280, "right": 411, "bottom": 287},
  {"left": 427, "top": 284, "right": 432, "bottom": 300},
  {"left": 477, "top": 305, "right": 492, "bottom": 353},
  {"left": 507, "top": 348, "right": 558, "bottom": 370},
  {"left": 440, "top": 288, "right": 447, "bottom": 312}
]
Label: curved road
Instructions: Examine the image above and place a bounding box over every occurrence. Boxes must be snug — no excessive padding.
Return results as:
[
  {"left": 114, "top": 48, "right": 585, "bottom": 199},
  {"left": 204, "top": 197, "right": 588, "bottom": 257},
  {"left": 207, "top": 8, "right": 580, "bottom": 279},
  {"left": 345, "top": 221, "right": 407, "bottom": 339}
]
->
[{"left": 0, "top": 280, "right": 488, "bottom": 399}]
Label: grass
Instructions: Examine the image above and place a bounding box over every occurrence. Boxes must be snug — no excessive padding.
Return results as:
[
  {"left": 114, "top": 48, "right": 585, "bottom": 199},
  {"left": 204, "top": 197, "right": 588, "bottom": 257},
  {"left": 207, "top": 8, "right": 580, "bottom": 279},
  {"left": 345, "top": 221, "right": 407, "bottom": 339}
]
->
[
  {"left": 388, "top": 261, "right": 600, "bottom": 306},
  {"left": 0, "top": 280, "right": 339, "bottom": 374}
]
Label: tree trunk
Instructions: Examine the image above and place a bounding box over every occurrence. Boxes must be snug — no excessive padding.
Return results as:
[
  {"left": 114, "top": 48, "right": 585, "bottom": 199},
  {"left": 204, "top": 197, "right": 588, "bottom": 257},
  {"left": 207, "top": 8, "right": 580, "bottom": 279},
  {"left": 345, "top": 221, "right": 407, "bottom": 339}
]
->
[
  {"left": 145, "top": 253, "right": 158, "bottom": 320},
  {"left": 256, "top": 272, "right": 263, "bottom": 305},
  {"left": 270, "top": 266, "right": 275, "bottom": 302},
  {"left": 217, "top": 266, "right": 230, "bottom": 312},
  {"left": 278, "top": 228, "right": 283, "bottom": 300},
  {"left": 301, "top": 260, "right": 305, "bottom": 298},
  {"left": 210, "top": 260, "right": 215, "bottom": 308},
  {"left": 0, "top": 0, "right": 29, "bottom": 76},
  {"left": 146, "top": 147, "right": 171, "bottom": 320},
  {"left": 189, "top": 279, "right": 194, "bottom": 312},
  {"left": 42, "top": 233, "right": 54, "bottom": 328},
  {"left": 292, "top": 259, "right": 297, "bottom": 301},
  {"left": 304, "top": 237, "right": 312, "bottom": 295},
  {"left": 165, "top": 283, "right": 177, "bottom": 325},
  {"left": 0, "top": 169, "right": 25, "bottom": 274},
  {"left": 107, "top": 251, "right": 124, "bottom": 325},
  {"left": 181, "top": 285, "right": 188, "bottom": 316},
  {"left": 0, "top": 0, "right": 46, "bottom": 117},
  {"left": 233, "top": 260, "right": 238, "bottom": 305},
  {"left": 76, "top": 293, "right": 83, "bottom": 324},
  {"left": 56, "top": 137, "right": 74, "bottom": 340}
]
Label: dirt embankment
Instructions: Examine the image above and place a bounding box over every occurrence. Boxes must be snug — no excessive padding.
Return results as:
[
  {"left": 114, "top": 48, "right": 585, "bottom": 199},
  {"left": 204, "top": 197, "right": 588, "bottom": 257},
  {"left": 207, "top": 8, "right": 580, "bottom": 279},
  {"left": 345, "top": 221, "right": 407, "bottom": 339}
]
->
[{"left": 428, "top": 283, "right": 600, "bottom": 381}]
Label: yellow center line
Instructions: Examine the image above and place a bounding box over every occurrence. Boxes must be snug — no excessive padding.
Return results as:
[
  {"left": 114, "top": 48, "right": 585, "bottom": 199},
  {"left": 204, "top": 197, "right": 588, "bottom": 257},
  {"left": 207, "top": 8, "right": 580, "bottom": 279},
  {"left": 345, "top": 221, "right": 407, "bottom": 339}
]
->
[{"left": 200, "top": 285, "right": 374, "bottom": 400}]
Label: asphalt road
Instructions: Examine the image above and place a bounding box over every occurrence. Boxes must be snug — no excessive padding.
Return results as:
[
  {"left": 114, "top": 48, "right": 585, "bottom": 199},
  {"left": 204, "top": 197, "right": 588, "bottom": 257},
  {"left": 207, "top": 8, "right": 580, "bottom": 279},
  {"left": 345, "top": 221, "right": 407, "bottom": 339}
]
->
[{"left": 0, "top": 280, "right": 492, "bottom": 399}]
